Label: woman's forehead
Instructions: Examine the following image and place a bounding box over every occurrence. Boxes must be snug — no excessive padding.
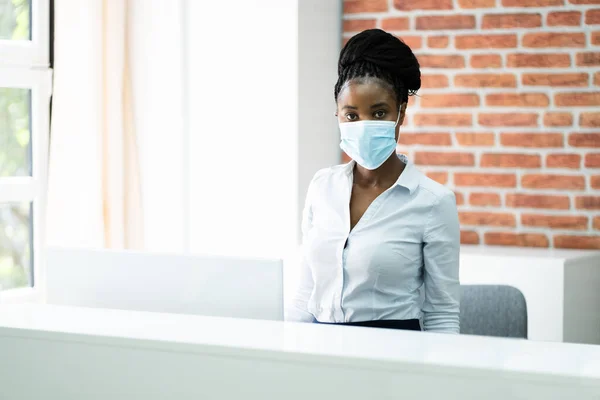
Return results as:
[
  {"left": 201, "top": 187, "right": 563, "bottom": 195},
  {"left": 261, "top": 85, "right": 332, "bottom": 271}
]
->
[{"left": 338, "top": 78, "right": 395, "bottom": 105}]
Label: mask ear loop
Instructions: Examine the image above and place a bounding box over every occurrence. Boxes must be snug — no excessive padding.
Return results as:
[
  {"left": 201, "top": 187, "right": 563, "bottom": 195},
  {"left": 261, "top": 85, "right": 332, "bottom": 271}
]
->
[
  {"left": 394, "top": 106, "right": 403, "bottom": 127},
  {"left": 393, "top": 106, "right": 404, "bottom": 152}
]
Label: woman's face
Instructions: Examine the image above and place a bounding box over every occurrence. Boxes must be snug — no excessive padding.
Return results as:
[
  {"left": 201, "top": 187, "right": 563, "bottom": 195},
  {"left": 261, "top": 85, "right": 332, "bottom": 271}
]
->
[{"left": 336, "top": 78, "right": 406, "bottom": 141}]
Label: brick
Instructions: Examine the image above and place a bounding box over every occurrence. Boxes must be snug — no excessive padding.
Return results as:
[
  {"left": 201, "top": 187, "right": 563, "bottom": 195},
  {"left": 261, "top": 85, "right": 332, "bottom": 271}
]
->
[
  {"left": 502, "top": 0, "right": 563, "bottom": 6},
  {"left": 344, "top": 0, "right": 388, "bottom": 13},
  {"left": 507, "top": 53, "right": 571, "bottom": 68},
  {"left": 422, "top": 74, "right": 449, "bottom": 88},
  {"left": 580, "top": 113, "right": 600, "bottom": 127},
  {"left": 455, "top": 74, "right": 516, "bottom": 88},
  {"left": 544, "top": 113, "right": 573, "bottom": 127},
  {"left": 343, "top": 19, "right": 377, "bottom": 32},
  {"left": 483, "top": 13, "right": 542, "bottom": 29},
  {"left": 398, "top": 36, "right": 423, "bottom": 50},
  {"left": 523, "top": 33, "right": 586, "bottom": 48},
  {"left": 426, "top": 171, "right": 449, "bottom": 185},
  {"left": 456, "top": 132, "right": 495, "bottom": 146},
  {"left": 428, "top": 36, "right": 449, "bottom": 48},
  {"left": 547, "top": 11, "right": 581, "bottom": 26},
  {"left": 342, "top": 152, "right": 351, "bottom": 163},
  {"left": 459, "top": 212, "right": 516, "bottom": 227},
  {"left": 380, "top": 17, "right": 409, "bottom": 31},
  {"left": 585, "top": 153, "right": 600, "bottom": 167},
  {"left": 454, "top": 191, "right": 465, "bottom": 205},
  {"left": 399, "top": 133, "right": 452, "bottom": 146},
  {"left": 522, "top": 73, "right": 588, "bottom": 87},
  {"left": 479, "top": 113, "right": 538, "bottom": 127},
  {"left": 416, "top": 15, "right": 475, "bottom": 30},
  {"left": 414, "top": 151, "right": 475, "bottom": 166},
  {"left": 501, "top": 133, "right": 564, "bottom": 147},
  {"left": 586, "top": 9, "right": 600, "bottom": 24},
  {"left": 577, "top": 196, "right": 600, "bottom": 209},
  {"left": 485, "top": 232, "right": 549, "bottom": 248},
  {"left": 394, "top": 0, "right": 453, "bottom": 10},
  {"left": 414, "top": 113, "right": 472, "bottom": 126},
  {"left": 421, "top": 93, "right": 480, "bottom": 108},
  {"left": 506, "top": 194, "right": 570, "bottom": 209},
  {"left": 569, "top": 133, "right": 600, "bottom": 147},
  {"left": 522, "top": 174, "right": 586, "bottom": 190},
  {"left": 408, "top": 94, "right": 419, "bottom": 107},
  {"left": 456, "top": 34, "right": 517, "bottom": 49},
  {"left": 459, "top": 0, "right": 495, "bottom": 6},
  {"left": 454, "top": 173, "right": 517, "bottom": 187},
  {"left": 481, "top": 153, "right": 541, "bottom": 168},
  {"left": 576, "top": 52, "right": 600, "bottom": 66},
  {"left": 595, "top": 216, "right": 600, "bottom": 230},
  {"left": 546, "top": 154, "right": 581, "bottom": 169},
  {"left": 485, "top": 93, "right": 549, "bottom": 107},
  {"left": 460, "top": 231, "right": 480, "bottom": 245},
  {"left": 471, "top": 54, "right": 502, "bottom": 68},
  {"left": 408, "top": 95, "right": 417, "bottom": 108},
  {"left": 418, "top": 55, "right": 465, "bottom": 68},
  {"left": 556, "top": 93, "right": 600, "bottom": 107},
  {"left": 469, "top": 193, "right": 502, "bottom": 206},
  {"left": 592, "top": 31, "right": 600, "bottom": 46},
  {"left": 592, "top": 175, "right": 600, "bottom": 188},
  {"left": 596, "top": 72, "right": 600, "bottom": 85},
  {"left": 523, "top": 215, "right": 588, "bottom": 230},
  {"left": 555, "top": 235, "right": 600, "bottom": 250}
]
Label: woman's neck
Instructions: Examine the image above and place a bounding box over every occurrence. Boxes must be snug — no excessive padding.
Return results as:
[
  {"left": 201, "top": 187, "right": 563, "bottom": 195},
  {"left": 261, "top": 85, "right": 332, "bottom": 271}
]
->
[{"left": 353, "top": 154, "right": 404, "bottom": 188}]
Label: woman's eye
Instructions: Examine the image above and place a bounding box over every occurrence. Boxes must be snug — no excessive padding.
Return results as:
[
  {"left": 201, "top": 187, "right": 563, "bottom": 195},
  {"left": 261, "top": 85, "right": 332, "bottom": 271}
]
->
[
  {"left": 346, "top": 113, "right": 358, "bottom": 121},
  {"left": 374, "top": 110, "right": 386, "bottom": 118}
]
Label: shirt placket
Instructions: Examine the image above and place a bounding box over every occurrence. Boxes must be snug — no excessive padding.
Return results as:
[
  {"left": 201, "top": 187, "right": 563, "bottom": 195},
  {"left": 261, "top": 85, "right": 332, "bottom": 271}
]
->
[{"left": 336, "top": 185, "right": 394, "bottom": 323}]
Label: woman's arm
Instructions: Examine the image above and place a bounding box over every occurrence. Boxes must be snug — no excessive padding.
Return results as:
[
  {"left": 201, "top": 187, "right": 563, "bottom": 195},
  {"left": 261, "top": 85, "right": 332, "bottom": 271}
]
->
[
  {"left": 284, "top": 175, "right": 318, "bottom": 323},
  {"left": 422, "top": 191, "right": 461, "bottom": 333}
]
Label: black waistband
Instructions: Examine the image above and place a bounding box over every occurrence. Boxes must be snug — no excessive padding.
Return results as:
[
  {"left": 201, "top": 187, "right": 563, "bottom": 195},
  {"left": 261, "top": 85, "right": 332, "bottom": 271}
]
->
[{"left": 318, "top": 319, "right": 421, "bottom": 331}]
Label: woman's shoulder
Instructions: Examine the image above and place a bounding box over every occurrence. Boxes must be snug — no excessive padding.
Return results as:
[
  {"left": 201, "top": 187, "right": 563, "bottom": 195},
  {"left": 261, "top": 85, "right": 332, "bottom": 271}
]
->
[
  {"left": 414, "top": 167, "right": 456, "bottom": 205},
  {"left": 305, "top": 163, "right": 351, "bottom": 201},
  {"left": 310, "top": 162, "right": 351, "bottom": 185}
]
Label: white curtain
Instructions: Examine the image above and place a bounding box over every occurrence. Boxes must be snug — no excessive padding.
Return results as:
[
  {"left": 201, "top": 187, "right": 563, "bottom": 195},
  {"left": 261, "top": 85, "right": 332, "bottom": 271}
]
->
[{"left": 46, "top": 0, "right": 144, "bottom": 249}]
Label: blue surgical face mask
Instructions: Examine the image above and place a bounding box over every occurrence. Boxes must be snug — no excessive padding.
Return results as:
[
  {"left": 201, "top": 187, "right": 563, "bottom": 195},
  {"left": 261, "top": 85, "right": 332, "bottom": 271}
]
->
[{"left": 339, "top": 110, "right": 401, "bottom": 170}]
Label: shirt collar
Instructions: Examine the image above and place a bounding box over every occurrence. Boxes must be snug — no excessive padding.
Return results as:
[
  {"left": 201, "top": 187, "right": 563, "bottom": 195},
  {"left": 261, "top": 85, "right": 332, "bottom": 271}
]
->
[
  {"left": 394, "top": 154, "right": 420, "bottom": 194},
  {"left": 344, "top": 153, "right": 420, "bottom": 194}
]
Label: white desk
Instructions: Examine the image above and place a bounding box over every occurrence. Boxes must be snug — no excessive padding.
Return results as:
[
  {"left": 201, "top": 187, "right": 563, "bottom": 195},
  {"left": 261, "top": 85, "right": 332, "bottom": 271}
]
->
[
  {"left": 460, "top": 246, "right": 600, "bottom": 344},
  {"left": 0, "top": 304, "right": 599, "bottom": 399}
]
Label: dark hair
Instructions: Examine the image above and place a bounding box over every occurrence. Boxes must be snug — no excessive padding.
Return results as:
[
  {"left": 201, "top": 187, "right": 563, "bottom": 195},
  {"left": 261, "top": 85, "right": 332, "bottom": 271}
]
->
[{"left": 334, "top": 29, "right": 421, "bottom": 105}]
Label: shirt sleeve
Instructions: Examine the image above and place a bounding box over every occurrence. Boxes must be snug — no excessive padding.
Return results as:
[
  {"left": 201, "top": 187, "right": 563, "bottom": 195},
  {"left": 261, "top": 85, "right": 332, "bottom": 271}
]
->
[
  {"left": 422, "top": 191, "right": 461, "bottom": 334},
  {"left": 284, "top": 175, "right": 317, "bottom": 323}
]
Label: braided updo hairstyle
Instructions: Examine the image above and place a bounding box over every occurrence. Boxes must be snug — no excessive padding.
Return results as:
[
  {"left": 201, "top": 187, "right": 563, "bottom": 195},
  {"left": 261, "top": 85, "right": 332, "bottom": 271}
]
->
[{"left": 334, "top": 29, "right": 421, "bottom": 106}]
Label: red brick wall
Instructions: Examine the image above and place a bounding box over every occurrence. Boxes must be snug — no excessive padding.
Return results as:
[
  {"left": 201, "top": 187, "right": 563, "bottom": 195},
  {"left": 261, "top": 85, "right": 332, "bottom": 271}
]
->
[{"left": 342, "top": 0, "right": 600, "bottom": 249}]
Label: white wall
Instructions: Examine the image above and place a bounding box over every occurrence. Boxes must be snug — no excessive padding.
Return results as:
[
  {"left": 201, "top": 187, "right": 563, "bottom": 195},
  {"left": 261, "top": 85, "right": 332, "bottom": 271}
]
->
[
  {"left": 298, "top": 0, "right": 342, "bottom": 243},
  {"left": 130, "top": 0, "right": 186, "bottom": 253},
  {"left": 185, "top": 0, "right": 298, "bottom": 260},
  {"left": 129, "top": 0, "right": 341, "bottom": 299}
]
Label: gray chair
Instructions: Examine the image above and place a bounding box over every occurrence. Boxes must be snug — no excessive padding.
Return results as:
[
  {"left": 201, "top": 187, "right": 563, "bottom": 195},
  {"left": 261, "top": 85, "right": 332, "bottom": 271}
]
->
[{"left": 460, "top": 285, "right": 528, "bottom": 339}]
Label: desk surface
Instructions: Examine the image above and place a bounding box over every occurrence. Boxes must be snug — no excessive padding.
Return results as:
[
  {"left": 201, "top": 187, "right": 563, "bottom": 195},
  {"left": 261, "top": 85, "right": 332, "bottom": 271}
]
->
[
  {"left": 460, "top": 244, "right": 600, "bottom": 261},
  {"left": 0, "top": 304, "right": 599, "bottom": 383}
]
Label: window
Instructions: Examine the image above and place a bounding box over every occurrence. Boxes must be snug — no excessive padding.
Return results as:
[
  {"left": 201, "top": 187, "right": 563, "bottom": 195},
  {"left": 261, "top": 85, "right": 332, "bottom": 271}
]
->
[{"left": 0, "top": 0, "right": 51, "bottom": 301}]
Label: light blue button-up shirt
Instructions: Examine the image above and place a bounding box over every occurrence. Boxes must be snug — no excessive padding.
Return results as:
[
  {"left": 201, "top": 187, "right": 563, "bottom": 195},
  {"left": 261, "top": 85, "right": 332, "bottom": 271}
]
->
[{"left": 286, "top": 154, "right": 461, "bottom": 333}]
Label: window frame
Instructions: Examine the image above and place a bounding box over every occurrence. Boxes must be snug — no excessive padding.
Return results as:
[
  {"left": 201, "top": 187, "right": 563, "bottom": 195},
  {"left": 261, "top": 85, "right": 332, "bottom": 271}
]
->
[
  {"left": 0, "top": 0, "right": 50, "bottom": 68},
  {"left": 0, "top": 0, "right": 51, "bottom": 303}
]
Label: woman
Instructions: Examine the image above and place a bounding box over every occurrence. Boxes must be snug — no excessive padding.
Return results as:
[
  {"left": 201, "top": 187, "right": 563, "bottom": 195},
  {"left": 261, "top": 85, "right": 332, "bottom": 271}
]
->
[{"left": 286, "top": 29, "right": 460, "bottom": 333}]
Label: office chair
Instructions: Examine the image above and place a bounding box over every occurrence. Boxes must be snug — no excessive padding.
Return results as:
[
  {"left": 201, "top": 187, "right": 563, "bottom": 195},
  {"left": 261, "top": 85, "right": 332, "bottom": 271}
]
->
[{"left": 460, "top": 284, "right": 528, "bottom": 339}]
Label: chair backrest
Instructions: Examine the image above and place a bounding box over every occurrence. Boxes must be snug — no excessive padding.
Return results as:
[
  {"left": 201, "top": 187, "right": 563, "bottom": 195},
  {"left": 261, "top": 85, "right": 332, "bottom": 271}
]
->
[{"left": 460, "top": 285, "right": 528, "bottom": 339}]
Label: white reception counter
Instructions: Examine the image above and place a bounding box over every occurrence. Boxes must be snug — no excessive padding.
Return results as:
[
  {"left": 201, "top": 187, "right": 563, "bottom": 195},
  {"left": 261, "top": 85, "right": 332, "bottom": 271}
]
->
[{"left": 0, "top": 304, "right": 599, "bottom": 399}]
